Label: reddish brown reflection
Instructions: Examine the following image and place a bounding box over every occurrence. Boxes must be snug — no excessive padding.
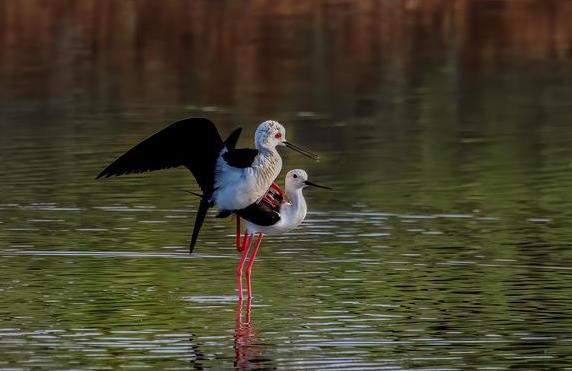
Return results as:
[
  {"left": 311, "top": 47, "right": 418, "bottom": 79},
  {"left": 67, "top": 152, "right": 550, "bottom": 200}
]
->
[
  {"left": 234, "top": 298, "right": 273, "bottom": 370},
  {"left": 0, "top": 0, "right": 571, "bottom": 114}
]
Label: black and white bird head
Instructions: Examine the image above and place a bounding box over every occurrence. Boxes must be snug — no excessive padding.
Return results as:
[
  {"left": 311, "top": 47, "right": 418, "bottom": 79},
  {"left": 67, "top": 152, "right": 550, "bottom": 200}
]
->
[
  {"left": 255, "top": 120, "right": 286, "bottom": 150},
  {"left": 286, "top": 169, "right": 331, "bottom": 191},
  {"left": 255, "top": 120, "right": 319, "bottom": 160}
]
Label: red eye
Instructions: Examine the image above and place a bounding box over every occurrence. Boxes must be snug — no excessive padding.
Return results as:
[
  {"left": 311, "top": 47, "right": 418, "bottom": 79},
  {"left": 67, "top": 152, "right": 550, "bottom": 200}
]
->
[{"left": 274, "top": 132, "right": 282, "bottom": 139}]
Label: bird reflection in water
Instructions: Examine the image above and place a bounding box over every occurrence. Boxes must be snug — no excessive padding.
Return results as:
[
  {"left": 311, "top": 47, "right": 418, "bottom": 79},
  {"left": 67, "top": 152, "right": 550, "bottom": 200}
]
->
[
  {"left": 234, "top": 299, "right": 276, "bottom": 370},
  {"left": 188, "top": 333, "right": 206, "bottom": 370}
]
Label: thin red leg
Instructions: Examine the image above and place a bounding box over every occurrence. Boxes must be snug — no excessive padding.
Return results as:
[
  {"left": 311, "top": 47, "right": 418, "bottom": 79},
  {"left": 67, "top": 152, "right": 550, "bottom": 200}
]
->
[
  {"left": 245, "top": 233, "right": 264, "bottom": 299},
  {"left": 235, "top": 216, "right": 241, "bottom": 251},
  {"left": 236, "top": 233, "right": 252, "bottom": 300}
]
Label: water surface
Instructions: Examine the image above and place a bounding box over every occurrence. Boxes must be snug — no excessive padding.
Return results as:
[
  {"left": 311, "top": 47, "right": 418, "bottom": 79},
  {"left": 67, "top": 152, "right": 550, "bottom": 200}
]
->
[{"left": 1, "top": 1, "right": 572, "bottom": 369}]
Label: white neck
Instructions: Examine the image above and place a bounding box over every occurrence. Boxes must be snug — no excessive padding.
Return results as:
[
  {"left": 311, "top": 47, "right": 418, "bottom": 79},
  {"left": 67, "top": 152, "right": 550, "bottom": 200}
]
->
[
  {"left": 256, "top": 141, "right": 278, "bottom": 152},
  {"left": 283, "top": 188, "right": 307, "bottom": 226}
]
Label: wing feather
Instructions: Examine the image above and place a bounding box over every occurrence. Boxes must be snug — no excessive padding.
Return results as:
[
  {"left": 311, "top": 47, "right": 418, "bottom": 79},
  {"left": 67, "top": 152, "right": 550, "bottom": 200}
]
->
[{"left": 97, "top": 117, "right": 224, "bottom": 196}]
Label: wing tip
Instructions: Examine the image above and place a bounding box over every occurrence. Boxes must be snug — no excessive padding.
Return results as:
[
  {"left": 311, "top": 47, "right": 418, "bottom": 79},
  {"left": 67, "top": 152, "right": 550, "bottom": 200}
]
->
[
  {"left": 189, "top": 199, "right": 210, "bottom": 255},
  {"left": 224, "top": 127, "right": 242, "bottom": 150},
  {"left": 96, "top": 167, "right": 154, "bottom": 180},
  {"left": 96, "top": 169, "right": 118, "bottom": 179}
]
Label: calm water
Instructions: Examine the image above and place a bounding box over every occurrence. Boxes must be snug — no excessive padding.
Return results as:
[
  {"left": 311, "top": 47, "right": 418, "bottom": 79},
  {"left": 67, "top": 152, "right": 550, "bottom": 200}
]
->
[{"left": 2, "top": 1, "right": 572, "bottom": 369}]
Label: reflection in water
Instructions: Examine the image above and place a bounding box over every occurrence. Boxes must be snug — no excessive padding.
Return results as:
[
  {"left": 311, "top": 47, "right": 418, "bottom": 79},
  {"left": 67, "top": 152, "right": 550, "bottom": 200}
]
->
[
  {"left": 1, "top": 0, "right": 572, "bottom": 115},
  {"left": 234, "top": 299, "right": 275, "bottom": 370},
  {"left": 189, "top": 333, "right": 206, "bottom": 371}
]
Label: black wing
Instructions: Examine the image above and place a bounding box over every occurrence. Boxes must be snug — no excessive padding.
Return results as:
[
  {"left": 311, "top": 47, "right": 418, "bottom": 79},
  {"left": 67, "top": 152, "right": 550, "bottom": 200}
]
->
[
  {"left": 97, "top": 117, "right": 223, "bottom": 196},
  {"left": 238, "top": 204, "right": 281, "bottom": 226},
  {"left": 224, "top": 127, "right": 242, "bottom": 150},
  {"left": 237, "top": 183, "right": 284, "bottom": 226},
  {"left": 222, "top": 148, "right": 258, "bottom": 168}
]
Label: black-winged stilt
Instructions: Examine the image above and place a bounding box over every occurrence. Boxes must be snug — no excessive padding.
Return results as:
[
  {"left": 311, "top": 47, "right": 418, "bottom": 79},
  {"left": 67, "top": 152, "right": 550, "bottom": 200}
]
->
[
  {"left": 96, "top": 118, "right": 318, "bottom": 253},
  {"left": 233, "top": 169, "right": 331, "bottom": 299}
]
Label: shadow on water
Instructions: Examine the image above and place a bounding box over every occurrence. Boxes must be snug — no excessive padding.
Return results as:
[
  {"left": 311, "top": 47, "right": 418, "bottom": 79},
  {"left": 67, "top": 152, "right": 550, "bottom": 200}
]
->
[{"left": 1, "top": 0, "right": 572, "bottom": 369}]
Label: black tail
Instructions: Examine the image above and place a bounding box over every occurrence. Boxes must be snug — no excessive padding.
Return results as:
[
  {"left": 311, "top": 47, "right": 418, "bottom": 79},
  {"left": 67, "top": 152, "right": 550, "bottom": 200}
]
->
[{"left": 190, "top": 198, "right": 210, "bottom": 254}]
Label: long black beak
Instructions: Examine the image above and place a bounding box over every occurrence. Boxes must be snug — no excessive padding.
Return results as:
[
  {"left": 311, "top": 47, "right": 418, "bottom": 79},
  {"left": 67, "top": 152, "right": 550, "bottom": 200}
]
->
[
  {"left": 304, "top": 180, "right": 332, "bottom": 190},
  {"left": 284, "top": 141, "right": 319, "bottom": 161}
]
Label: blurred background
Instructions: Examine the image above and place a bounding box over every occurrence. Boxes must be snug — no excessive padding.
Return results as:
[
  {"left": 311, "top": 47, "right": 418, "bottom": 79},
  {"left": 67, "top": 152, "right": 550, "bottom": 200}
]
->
[
  {"left": 1, "top": 1, "right": 572, "bottom": 369},
  {"left": 2, "top": 0, "right": 572, "bottom": 113}
]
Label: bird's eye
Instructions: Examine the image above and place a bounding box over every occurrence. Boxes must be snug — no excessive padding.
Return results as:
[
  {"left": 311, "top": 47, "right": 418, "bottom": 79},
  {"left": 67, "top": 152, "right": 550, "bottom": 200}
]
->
[
  {"left": 293, "top": 174, "right": 298, "bottom": 178},
  {"left": 274, "top": 132, "right": 282, "bottom": 139}
]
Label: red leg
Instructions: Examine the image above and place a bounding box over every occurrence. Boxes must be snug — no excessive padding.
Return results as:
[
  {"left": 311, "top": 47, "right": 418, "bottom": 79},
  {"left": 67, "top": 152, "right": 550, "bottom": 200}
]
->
[
  {"left": 235, "top": 216, "right": 241, "bottom": 251},
  {"left": 236, "top": 233, "right": 252, "bottom": 300},
  {"left": 245, "top": 233, "right": 264, "bottom": 299}
]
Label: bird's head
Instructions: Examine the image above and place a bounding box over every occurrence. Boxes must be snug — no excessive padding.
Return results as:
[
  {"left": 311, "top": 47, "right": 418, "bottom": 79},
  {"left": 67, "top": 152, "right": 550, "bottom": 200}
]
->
[
  {"left": 255, "top": 120, "right": 286, "bottom": 150},
  {"left": 286, "top": 169, "right": 332, "bottom": 191},
  {"left": 255, "top": 120, "right": 319, "bottom": 160}
]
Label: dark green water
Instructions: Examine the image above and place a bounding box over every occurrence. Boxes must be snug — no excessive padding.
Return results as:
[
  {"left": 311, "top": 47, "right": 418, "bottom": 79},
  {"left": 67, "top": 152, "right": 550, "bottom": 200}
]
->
[{"left": 2, "top": 1, "right": 572, "bottom": 369}]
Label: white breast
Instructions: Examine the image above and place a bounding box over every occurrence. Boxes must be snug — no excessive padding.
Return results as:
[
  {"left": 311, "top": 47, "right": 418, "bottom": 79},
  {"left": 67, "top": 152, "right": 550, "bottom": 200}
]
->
[
  {"left": 212, "top": 149, "right": 282, "bottom": 211},
  {"left": 245, "top": 190, "right": 307, "bottom": 235}
]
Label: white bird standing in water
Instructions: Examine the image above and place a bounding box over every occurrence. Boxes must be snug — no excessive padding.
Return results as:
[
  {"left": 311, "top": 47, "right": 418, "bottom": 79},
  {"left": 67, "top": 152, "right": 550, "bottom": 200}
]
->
[
  {"left": 97, "top": 118, "right": 318, "bottom": 253},
  {"left": 234, "top": 169, "right": 331, "bottom": 299}
]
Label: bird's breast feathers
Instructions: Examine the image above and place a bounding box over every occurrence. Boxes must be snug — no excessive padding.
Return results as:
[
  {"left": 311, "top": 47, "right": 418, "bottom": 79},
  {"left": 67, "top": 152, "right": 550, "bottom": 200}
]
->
[{"left": 213, "top": 149, "right": 282, "bottom": 210}]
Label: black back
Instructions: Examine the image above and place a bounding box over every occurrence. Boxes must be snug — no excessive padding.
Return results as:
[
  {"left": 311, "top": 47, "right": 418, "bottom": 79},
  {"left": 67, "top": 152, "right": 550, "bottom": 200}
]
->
[{"left": 222, "top": 148, "right": 259, "bottom": 168}]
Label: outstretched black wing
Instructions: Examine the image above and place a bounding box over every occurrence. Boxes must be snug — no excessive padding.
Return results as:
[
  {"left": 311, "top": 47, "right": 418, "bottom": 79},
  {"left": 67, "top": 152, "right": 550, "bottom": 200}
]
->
[{"left": 97, "top": 117, "right": 223, "bottom": 197}]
